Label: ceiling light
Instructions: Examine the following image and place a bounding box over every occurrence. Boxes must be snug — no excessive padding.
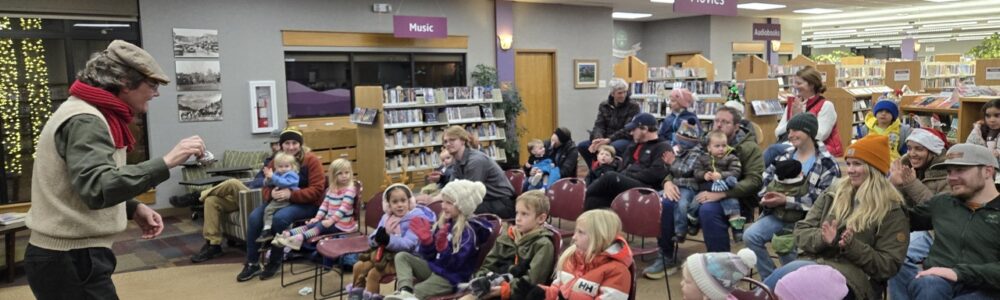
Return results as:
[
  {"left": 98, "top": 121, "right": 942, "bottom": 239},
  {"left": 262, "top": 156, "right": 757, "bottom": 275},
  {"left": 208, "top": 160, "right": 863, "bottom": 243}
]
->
[
  {"left": 794, "top": 8, "right": 843, "bottom": 15},
  {"left": 957, "top": 31, "right": 998, "bottom": 37},
  {"left": 812, "top": 44, "right": 844, "bottom": 49},
  {"left": 921, "top": 38, "right": 953, "bottom": 42},
  {"left": 924, "top": 0, "right": 960, "bottom": 2},
  {"left": 612, "top": 12, "right": 652, "bottom": 19},
  {"left": 907, "top": 27, "right": 955, "bottom": 34},
  {"left": 73, "top": 23, "right": 131, "bottom": 28},
  {"left": 856, "top": 31, "right": 899, "bottom": 37},
  {"left": 922, "top": 21, "right": 978, "bottom": 28},
  {"left": 864, "top": 26, "right": 913, "bottom": 32},
  {"left": 956, "top": 36, "right": 989, "bottom": 41},
  {"left": 650, "top": 0, "right": 675, "bottom": 2},
  {"left": 813, "top": 29, "right": 856, "bottom": 35},
  {"left": 737, "top": 3, "right": 786, "bottom": 10}
]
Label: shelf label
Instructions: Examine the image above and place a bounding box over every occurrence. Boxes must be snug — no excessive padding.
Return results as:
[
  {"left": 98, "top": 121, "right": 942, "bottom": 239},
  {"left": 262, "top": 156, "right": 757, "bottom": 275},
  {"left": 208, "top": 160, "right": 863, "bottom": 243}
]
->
[
  {"left": 894, "top": 69, "right": 910, "bottom": 82},
  {"left": 987, "top": 67, "right": 1000, "bottom": 80},
  {"left": 673, "top": 0, "right": 737, "bottom": 16},
  {"left": 752, "top": 23, "right": 781, "bottom": 41},
  {"left": 393, "top": 15, "right": 447, "bottom": 39}
]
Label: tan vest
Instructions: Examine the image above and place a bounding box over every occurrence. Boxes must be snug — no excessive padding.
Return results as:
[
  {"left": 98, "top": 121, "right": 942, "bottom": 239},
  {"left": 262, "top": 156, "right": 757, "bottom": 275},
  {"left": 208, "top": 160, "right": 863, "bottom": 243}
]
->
[{"left": 26, "top": 96, "right": 127, "bottom": 251}]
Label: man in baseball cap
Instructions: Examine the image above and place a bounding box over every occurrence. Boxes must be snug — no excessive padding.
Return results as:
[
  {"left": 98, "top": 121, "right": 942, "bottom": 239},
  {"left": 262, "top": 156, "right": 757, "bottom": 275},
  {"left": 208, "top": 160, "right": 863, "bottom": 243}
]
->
[{"left": 906, "top": 143, "right": 1000, "bottom": 299}]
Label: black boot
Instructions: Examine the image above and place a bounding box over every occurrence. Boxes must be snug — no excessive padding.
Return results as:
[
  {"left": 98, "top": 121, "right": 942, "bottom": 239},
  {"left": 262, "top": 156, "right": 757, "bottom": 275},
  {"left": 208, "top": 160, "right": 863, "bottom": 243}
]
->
[
  {"left": 191, "top": 242, "right": 223, "bottom": 263},
  {"left": 259, "top": 246, "right": 283, "bottom": 280}
]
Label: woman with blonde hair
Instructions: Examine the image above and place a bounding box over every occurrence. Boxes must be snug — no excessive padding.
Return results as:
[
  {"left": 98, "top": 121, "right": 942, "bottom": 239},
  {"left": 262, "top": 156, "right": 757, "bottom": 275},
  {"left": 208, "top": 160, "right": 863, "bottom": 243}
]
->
[
  {"left": 517, "top": 209, "right": 633, "bottom": 300},
  {"left": 763, "top": 135, "right": 910, "bottom": 300}
]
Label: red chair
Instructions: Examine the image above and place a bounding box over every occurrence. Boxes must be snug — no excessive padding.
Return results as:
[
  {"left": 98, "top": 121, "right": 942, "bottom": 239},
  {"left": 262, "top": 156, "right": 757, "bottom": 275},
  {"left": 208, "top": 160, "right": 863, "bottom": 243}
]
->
[
  {"left": 426, "top": 200, "right": 444, "bottom": 216},
  {"left": 279, "top": 181, "right": 365, "bottom": 288},
  {"left": 545, "top": 177, "right": 586, "bottom": 239},
  {"left": 425, "top": 213, "right": 503, "bottom": 300},
  {"left": 730, "top": 277, "right": 777, "bottom": 300},
  {"left": 506, "top": 169, "right": 526, "bottom": 197},
  {"left": 610, "top": 187, "right": 671, "bottom": 299}
]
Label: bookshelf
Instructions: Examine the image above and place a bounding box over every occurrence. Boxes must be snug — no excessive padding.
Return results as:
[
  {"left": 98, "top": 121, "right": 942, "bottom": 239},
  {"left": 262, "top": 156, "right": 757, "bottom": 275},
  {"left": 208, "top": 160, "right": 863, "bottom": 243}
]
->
[
  {"left": 614, "top": 55, "right": 648, "bottom": 83},
  {"left": 898, "top": 94, "right": 960, "bottom": 144},
  {"left": 886, "top": 61, "right": 922, "bottom": 91},
  {"left": 682, "top": 54, "right": 716, "bottom": 82},
  {"left": 975, "top": 59, "right": 1000, "bottom": 86},
  {"left": 958, "top": 96, "right": 1000, "bottom": 143},
  {"left": 840, "top": 56, "right": 866, "bottom": 66},
  {"left": 742, "top": 79, "right": 780, "bottom": 148},
  {"left": 817, "top": 64, "right": 838, "bottom": 89},
  {"left": 837, "top": 64, "right": 884, "bottom": 88},
  {"left": 921, "top": 61, "right": 974, "bottom": 93},
  {"left": 932, "top": 54, "right": 962, "bottom": 62},
  {"left": 769, "top": 56, "right": 816, "bottom": 92},
  {"left": 354, "top": 86, "right": 508, "bottom": 200},
  {"left": 735, "top": 55, "right": 768, "bottom": 81},
  {"left": 824, "top": 87, "right": 868, "bottom": 149}
]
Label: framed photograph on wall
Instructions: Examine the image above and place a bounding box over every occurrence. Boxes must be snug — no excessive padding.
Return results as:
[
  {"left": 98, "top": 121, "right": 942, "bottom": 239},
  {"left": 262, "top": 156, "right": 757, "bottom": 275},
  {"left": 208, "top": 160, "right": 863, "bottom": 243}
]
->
[
  {"left": 574, "top": 59, "right": 599, "bottom": 89},
  {"left": 249, "top": 80, "right": 278, "bottom": 133}
]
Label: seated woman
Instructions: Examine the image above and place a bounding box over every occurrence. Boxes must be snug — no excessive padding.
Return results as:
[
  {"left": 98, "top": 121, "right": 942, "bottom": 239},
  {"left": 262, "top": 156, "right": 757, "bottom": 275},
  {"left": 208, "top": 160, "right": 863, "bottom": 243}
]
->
[{"left": 763, "top": 135, "right": 910, "bottom": 300}]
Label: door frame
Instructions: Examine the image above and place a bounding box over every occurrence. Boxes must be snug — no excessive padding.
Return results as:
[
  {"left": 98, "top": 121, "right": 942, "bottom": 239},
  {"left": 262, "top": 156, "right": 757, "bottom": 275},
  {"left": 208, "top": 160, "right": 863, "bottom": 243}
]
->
[{"left": 513, "top": 49, "right": 559, "bottom": 131}]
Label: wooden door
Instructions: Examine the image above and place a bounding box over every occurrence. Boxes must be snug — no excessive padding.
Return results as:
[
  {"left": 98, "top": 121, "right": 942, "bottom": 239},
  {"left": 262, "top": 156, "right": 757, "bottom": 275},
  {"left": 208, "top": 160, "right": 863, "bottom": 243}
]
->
[{"left": 514, "top": 50, "right": 557, "bottom": 166}]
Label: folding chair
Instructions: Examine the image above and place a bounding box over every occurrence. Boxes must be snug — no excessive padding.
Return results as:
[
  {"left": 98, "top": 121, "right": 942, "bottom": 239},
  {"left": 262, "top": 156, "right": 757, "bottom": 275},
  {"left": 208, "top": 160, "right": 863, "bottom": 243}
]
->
[
  {"left": 610, "top": 187, "right": 672, "bottom": 299},
  {"left": 426, "top": 200, "right": 444, "bottom": 216},
  {"left": 730, "top": 277, "right": 777, "bottom": 300},
  {"left": 544, "top": 177, "right": 586, "bottom": 239},
  {"left": 425, "top": 213, "right": 503, "bottom": 300},
  {"left": 505, "top": 169, "right": 526, "bottom": 197}
]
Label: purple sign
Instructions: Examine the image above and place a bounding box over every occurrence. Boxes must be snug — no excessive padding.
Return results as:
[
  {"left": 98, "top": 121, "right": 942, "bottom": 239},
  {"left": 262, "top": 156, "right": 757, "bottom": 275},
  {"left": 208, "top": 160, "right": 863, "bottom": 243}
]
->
[
  {"left": 393, "top": 15, "right": 447, "bottom": 39},
  {"left": 753, "top": 23, "right": 781, "bottom": 41},
  {"left": 673, "top": 0, "right": 737, "bottom": 16}
]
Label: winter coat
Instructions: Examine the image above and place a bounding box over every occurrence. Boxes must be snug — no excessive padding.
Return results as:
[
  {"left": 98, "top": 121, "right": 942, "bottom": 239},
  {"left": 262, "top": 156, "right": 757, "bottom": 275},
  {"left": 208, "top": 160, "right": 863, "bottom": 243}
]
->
[
  {"left": 548, "top": 140, "right": 580, "bottom": 179},
  {"left": 586, "top": 158, "right": 622, "bottom": 185},
  {"left": 621, "top": 138, "right": 671, "bottom": 188},
  {"left": 527, "top": 158, "right": 561, "bottom": 189},
  {"left": 262, "top": 152, "right": 326, "bottom": 206},
  {"left": 795, "top": 189, "right": 910, "bottom": 300},
  {"left": 759, "top": 146, "right": 841, "bottom": 213},
  {"left": 775, "top": 95, "right": 843, "bottom": 156},
  {"left": 658, "top": 109, "right": 700, "bottom": 143},
  {"left": 728, "top": 120, "right": 766, "bottom": 208},
  {"left": 693, "top": 150, "right": 742, "bottom": 192},
  {"left": 862, "top": 114, "right": 911, "bottom": 162},
  {"left": 475, "top": 223, "right": 556, "bottom": 299},
  {"left": 416, "top": 217, "right": 495, "bottom": 287},
  {"left": 907, "top": 193, "right": 1000, "bottom": 292},
  {"left": 662, "top": 145, "right": 705, "bottom": 191},
  {"left": 270, "top": 171, "right": 300, "bottom": 189},
  {"left": 370, "top": 205, "right": 437, "bottom": 253},
  {"left": 542, "top": 236, "right": 634, "bottom": 300},
  {"left": 895, "top": 153, "right": 948, "bottom": 205},
  {"left": 525, "top": 154, "right": 546, "bottom": 174},
  {"left": 589, "top": 96, "right": 640, "bottom": 141}
]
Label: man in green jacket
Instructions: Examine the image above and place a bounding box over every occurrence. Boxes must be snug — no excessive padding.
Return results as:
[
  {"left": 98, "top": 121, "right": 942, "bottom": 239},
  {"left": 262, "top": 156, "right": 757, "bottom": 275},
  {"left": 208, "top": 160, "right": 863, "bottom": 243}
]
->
[
  {"left": 906, "top": 143, "right": 1000, "bottom": 299},
  {"left": 24, "top": 40, "right": 206, "bottom": 299}
]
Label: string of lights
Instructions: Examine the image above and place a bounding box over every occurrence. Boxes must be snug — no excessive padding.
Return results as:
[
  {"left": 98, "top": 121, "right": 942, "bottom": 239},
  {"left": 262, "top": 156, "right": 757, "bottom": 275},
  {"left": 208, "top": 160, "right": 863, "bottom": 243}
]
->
[
  {"left": 20, "top": 18, "right": 50, "bottom": 158},
  {"left": 0, "top": 17, "right": 22, "bottom": 174}
]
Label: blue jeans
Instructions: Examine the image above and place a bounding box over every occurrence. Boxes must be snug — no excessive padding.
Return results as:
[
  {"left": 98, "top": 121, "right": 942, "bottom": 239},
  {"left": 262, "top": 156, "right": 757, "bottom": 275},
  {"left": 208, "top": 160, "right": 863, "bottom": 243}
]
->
[
  {"left": 674, "top": 188, "right": 695, "bottom": 234},
  {"left": 697, "top": 201, "right": 733, "bottom": 252},
  {"left": 764, "top": 143, "right": 792, "bottom": 168},
  {"left": 246, "top": 203, "right": 319, "bottom": 264},
  {"left": 656, "top": 199, "right": 677, "bottom": 257},
  {"left": 763, "top": 260, "right": 816, "bottom": 290},
  {"left": 909, "top": 275, "right": 1000, "bottom": 300},
  {"left": 689, "top": 197, "right": 741, "bottom": 221},
  {"left": 890, "top": 231, "right": 933, "bottom": 300},
  {"left": 577, "top": 138, "right": 632, "bottom": 169},
  {"left": 744, "top": 214, "right": 798, "bottom": 279}
]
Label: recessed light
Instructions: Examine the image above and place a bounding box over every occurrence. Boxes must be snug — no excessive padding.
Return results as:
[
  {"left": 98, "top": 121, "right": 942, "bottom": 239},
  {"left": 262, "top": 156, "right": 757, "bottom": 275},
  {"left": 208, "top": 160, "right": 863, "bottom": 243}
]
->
[
  {"left": 612, "top": 12, "right": 652, "bottom": 19},
  {"left": 737, "top": 3, "right": 786, "bottom": 10},
  {"left": 794, "top": 8, "right": 843, "bottom": 14},
  {"left": 924, "top": 0, "right": 960, "bottom": 2},
  {"left": 650, "top": 0, "right": 675, "bottom": 3}
]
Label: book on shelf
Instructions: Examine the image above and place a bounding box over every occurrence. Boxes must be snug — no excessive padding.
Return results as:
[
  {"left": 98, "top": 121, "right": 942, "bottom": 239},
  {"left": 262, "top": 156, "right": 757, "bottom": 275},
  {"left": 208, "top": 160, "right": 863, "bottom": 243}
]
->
[
  {"left": 751, "top": 99, "right": 784, "bottom": 116},
  {"left": 853, "top": 100, "right": 870, "bottom": 111},
  {"left": 648, "top": 66, "right": 706, "bottom": 80},
  {"left": 921, "top": 62, "right": 974, "bottom": 78},
  {"left": 693, "top": 101, "right": 722, "bottom": 117}
]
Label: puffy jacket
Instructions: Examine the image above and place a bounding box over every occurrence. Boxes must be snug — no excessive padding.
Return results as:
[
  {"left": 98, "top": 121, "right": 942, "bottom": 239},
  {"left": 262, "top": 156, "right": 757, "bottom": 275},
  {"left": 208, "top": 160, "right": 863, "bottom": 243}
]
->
[
  {"left": 475, "top": 223, "right": 556, "bottom": 300},
  {"left": 263, "top": 151, "right": 326, "bottom": 206},
  {"left": 862, "top": 114, "right": 911, "bottom": 162},
  {"left": 416, "top": 216, "right": 495, "bottom": 287},
  {"left": 895, "top": 153, "right": 948, "bottom": 204},
  {"left": 728, "top": 120, "right": 765, "bottom": 208},
  {"left": 658, "top": 109, "right": 700, "bottom": 143},
  {"left": 270, "top": 171, "right": 300, "bottom": 189},
  {"left": 548, "top": 140, "right": 580, "bottom": 179},
  {"left": 796, "top": 189, "right": 910, "bottom": 300},
  {"left": 907, "top": 194, "right": 1000, "bottom": 292},
  {"left": 662, "top": 144, "right": 705, "bottom": 191},
  {"left": 589, "top": 96, "right": 640, "bottom": 141},
  {"left": 586, "top": 158, "right": 621, "bottom": 185},
  {"left": 621, "top": 138, "right": 671, "bottom": 188},
  {"left": 542, "top": 236, "right": 633, "bottom": 300},
  {"left": 370, "top": 205, "right": 436, "bottom": 252}
]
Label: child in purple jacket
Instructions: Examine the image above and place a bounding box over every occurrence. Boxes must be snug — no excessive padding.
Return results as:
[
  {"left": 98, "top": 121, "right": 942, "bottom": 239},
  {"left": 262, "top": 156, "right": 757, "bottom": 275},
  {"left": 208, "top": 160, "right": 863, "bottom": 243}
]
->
[
  {"left": 385, "top": 180, "right": 494, "bottom": 300},
  {"left": 347, "top": 184, "right": 436, "bottom": 300}
]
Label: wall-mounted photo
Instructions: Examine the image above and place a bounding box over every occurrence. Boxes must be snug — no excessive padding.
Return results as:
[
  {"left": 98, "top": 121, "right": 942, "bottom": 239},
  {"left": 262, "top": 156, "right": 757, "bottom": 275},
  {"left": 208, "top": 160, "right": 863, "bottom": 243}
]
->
[
  {"left": 574, "top": 59, "right": 598, "bottom": 89},
  {"left": 176, "top": 60, "right": 221, "bottom": 91},
  {"left": 172, "top": 28, "right": 219, "bottom": 57},
  {"left": 178, "top": 92, "right": 223, "bottom": 122}
]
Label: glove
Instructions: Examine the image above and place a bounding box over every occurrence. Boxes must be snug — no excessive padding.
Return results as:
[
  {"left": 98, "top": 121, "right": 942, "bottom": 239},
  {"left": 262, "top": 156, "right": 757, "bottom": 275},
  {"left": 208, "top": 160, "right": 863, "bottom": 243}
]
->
[
  {"left": 465, "top": 272, "right": 501, "bottom": 298},
  {"left": 434, "top": 222, "right": 452, "bottom": 252},
  {"left": 373, "top": 227, "right": 390, "bottom": 247},
  {"left": 410, "top": 217, "right": 433, "bottom": 246},
  {"left": 513, "top": 279, "right": 547, "bottom": 300},
  {"left": 509, "top": 256, "right": 532, "bottom": 278}
]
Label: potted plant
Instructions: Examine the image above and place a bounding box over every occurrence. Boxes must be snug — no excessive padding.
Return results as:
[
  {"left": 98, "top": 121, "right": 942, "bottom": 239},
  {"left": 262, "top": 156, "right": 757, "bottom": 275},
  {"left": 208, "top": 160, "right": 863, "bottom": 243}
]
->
[
  {"left": 967, "top": 33, "right": 1000, "bottom": 59},
  {"left": 471, "top": 64, "right": 525, "bottom": 168}
]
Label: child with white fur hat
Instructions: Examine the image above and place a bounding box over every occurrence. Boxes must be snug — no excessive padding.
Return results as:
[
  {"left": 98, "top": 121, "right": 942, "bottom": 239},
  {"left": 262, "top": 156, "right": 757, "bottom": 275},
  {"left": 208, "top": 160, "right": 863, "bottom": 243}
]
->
[
  {"left": 680, "top": 248, "right": 757, "bottom": 300},
  {"left": 385, "top": 180, "right": 495, "bottom": 300}
]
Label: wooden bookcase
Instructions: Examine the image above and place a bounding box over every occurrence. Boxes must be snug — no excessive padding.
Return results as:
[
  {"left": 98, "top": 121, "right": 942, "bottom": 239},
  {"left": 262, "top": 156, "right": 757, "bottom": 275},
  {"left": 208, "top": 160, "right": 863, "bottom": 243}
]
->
[
  {"left": 287, "top": 116, "right": 358, "bottom": 166},
  {"left": 682, "top": 54, "right": 715, "bottom": 82},
  {"left": 976, "top": 59, "right": 1000, "bottom": 86},
  {"left": 933, "top": 54, "right": 962, "bottom": 62},
  {"left": 742, "top": 79, "right": 780, "bottom": 148},
  {"left": 921, "top": 61, "right": 974, "bottom": 94},
  {"left": 823, "top": 87, "right": 864, "bottom": 151},
  {"left": 958, "top": 96, "right": 1000, "bottom": 143},
  {"left": 614, "top": 55, "right": 648, "bottom": 83},
  {"left": 735, "top": 55, "right": 768, "bottom": 81},
  {"left": 817, "top": 64, "right": 838, "bottom": 89},
  {"left": 841, "top": 56, "right": 866, "bottom": 66},
  {"left": 786, "top": 55, "right": 816, "bottom": 67},
  {"left": 885, "top": 61, "right": 922, "bottom": 91},
  {"left": 354, "top": 86, "right": 508, "bottom": 201}
]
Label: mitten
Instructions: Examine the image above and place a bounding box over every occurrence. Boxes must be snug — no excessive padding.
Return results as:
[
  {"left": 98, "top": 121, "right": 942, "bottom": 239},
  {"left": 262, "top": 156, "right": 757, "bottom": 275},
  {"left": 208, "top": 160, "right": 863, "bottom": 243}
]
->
[
  {"left": 374, "top": 227, "right": 390, "bottom": 247},
  {"left": 465, "top": 272, "right": 502, "bottom": 298},
  {"left": 513, "top": 279, "right": 547, "bottom": 300},
  {"left": 434, "top": 222, "right": 452, "bottom": 252},
  {"left": 509, "top": 256, "right": 532, "bottom": 278},
  {"left": 410, "top": 217, "right": 433, "bottom": 246}
]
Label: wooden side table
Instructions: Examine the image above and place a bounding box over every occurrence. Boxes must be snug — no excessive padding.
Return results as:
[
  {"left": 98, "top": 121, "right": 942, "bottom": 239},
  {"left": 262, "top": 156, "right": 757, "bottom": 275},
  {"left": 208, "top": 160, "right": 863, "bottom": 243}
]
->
[{"left": 0, "top": 221, "right": 28, "bottom": 283}]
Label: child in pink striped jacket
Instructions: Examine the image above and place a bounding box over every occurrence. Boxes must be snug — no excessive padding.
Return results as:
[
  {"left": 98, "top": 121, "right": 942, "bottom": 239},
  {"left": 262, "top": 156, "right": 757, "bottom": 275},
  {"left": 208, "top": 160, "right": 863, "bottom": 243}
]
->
[{"left": 274, "top": 158, "right": 358, "bottom": 250}]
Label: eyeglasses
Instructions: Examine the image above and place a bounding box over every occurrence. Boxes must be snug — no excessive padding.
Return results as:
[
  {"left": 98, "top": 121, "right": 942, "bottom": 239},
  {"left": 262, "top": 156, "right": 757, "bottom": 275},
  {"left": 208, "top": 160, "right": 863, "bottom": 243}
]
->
[{"left": 144, "top": 79, "right": 160, "bottom": 92}]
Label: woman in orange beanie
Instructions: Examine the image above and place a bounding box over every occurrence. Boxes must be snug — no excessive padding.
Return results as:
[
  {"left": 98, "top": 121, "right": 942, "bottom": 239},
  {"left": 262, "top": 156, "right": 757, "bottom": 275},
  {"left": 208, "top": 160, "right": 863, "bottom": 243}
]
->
[{"left": 763, "top": 135, "right": 910, "bottom": 300}]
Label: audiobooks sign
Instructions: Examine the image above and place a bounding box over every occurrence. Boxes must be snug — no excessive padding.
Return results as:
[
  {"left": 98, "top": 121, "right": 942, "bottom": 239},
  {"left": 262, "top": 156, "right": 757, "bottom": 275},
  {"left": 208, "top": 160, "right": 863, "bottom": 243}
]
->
[
  {"left": 674, "top": 0, "right": 737, "bottom": 16},
  {"left": 753, "top": 23, "right": 781, "bottom": 41},
  {"left": 393, "top": 15, "right": 447, "bottom": 38}
]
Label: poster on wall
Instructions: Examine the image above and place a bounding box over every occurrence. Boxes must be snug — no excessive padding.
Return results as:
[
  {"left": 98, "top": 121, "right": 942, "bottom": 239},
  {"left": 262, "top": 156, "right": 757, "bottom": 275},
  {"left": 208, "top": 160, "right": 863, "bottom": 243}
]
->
[
  {"left": 178, "top": 93, "right": 223, "bottom": 122},
  {"left": 574, "top": 59, "right": 599, "bottom": 89},
  {"left": 249, "top": 80, "right": 278, "bottom": 133},
  {"left": 176, "top": 60, "right": 221, "bottom": 91},
  {"left": 172, "top": 28, "right": 219, "bottom": 57}
]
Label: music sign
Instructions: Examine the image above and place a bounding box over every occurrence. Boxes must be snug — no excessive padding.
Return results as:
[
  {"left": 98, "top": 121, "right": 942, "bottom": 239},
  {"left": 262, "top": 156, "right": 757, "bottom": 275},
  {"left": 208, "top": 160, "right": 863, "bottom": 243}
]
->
[{"left": 393, "top": 15, "right": 447, "bottom": 39}]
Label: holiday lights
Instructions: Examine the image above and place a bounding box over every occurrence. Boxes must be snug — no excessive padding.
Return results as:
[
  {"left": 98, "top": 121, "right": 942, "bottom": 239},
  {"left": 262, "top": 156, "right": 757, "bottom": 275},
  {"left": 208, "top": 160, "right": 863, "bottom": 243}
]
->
[
  {"left": 0, "top": 17, "right": 21, "bottom": 174},
  {"left": 20, "top": 18, "right": 50, "bottom": 158}
]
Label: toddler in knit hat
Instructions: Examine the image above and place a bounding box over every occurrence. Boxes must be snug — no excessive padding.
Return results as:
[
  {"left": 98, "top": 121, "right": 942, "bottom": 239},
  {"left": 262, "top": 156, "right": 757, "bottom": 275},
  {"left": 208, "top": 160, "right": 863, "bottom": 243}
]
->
[
  {"left": 774, "top": 264, "right": 849, "bottom": 300},
  {"left": 765, "top": 159, "right": 809, "bottom": 201},
  {"left": 681, "top": 248, "right": 757, "bottom": 300}
]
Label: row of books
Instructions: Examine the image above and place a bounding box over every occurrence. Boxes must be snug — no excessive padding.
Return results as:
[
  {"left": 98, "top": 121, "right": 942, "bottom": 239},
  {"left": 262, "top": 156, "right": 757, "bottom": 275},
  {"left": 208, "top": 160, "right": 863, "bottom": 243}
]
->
[
  {"left": 349, "top": 107, "right": 378, "bottom": 125},
  {"left": 908, "top": 95, "right": 959, "bottom": 110},
  {"left": 638, "top": 98, "right": 670, "bottom": 118},
  {"left": 839, "top": 78, "right": 885, "bottom": 88},
  {"left": 648, "top": 66, "right": 707, "bottom": 80},
  {"left": 385, "top": 109, "right": 427, "bottom": 125},
  {"left": 445, "top": 106, "right": 488, "bottom": 122},
  {"left": 838, "top": 65, "right": 884, "bottom": 79},
  {"left": 955, "top": 85, "right": 1000, "bottom": 97},
  {"left": 769, "top": 65, "right": 806, "bottom": 76},
  {"left": 386, "top": 149, "right": 443, "bottom": 173},
  {"left": 923, "top": 78, "right": 971, "bottom": 89},
  {"left": 852, "top": 110, "right": 867, "bottom": 125},
  {"left": 692, "top": 101, "right": 722, "bottom": 117},
  {"left": 385, "top": 123, "right": 506, "bottom": 151},
  {"left": 630, "top": 80, "right": 728, "bottom": 97},
  {"left": 382, "top": 86, "right": 501, "bottom": 105},
  {"left": 921, "top": 63, "right": 974, "bottom": 78},
  {"left": 854, "top": 100, "right": 870, "bottom": 111}
]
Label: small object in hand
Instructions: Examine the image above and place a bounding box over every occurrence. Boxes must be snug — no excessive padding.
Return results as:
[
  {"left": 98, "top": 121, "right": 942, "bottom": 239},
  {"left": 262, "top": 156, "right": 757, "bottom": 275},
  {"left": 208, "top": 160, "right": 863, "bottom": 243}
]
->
[
  {"left": 298, "top": 286, "right": 314, "bottom": 296},
  {"left": 199, "top": 150, "right": 215, "bottom": 165},
  {"left": 374, "top": 227, "right": 391, "bottom": 246},
  {"left": 509, "top": 256, "right": 532, "bottom": 277}
]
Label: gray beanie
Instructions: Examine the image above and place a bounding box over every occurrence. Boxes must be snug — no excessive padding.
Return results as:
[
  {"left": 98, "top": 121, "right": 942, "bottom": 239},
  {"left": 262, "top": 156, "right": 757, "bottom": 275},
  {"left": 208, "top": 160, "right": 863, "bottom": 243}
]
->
[
  {"left": 787, "top": 113, "right": 819, "bottom": 141},
  {"left": 440, "top": 180, "right": 485, "bottom": 217}
]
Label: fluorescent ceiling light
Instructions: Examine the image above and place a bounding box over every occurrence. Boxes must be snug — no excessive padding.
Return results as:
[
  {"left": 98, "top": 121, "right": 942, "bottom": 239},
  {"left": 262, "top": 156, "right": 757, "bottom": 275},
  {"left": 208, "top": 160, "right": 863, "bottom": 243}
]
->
[
  {"left": 737, "top": 3, "right": 786, "bottom": 10},
  {"left": 923, "top": 21, "right": 977, "bottom": 28},
  {"left": 813, "top": 29, "right": 856, "bottom": 35},
  {"left": 73, "top": 23, "right": 130, "bottom": 28},
  {"left": 795, "top": 8, "right": 843, "bottom": 14},
  {"left": 925, "top": 0, "right": 960, "bottom": 2},
  {"left": 957, "top": 36, "right": 989, "bottom": 41},
  {"left": 650, "top": 0, "right": 675, "bottom": 2},
  {"left": 856, "top": 31, "right": 899, "bottom": 37},
  {"left": 612, "top": 12, "right": 652, "bottom": 19},
  {"left": 921, "top": 37, "right": 954, "bottom": 42},
  {"left": 957, "top": 31, "right": 998, "bottom": 37},
  {"left": 864, "top": 25, "right": 913, "bottom": 32}
]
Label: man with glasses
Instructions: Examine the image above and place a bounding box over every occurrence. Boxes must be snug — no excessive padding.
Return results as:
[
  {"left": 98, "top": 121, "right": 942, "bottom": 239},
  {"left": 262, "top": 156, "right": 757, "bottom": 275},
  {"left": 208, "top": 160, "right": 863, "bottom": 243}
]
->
[{"left": 23, "top": 40, "right": 206, "bottom": 299}]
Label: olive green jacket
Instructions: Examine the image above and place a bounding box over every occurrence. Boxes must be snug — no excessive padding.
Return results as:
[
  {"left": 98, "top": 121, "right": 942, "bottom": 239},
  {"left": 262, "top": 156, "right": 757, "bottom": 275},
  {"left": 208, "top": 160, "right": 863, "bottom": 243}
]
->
[
  {"left": 896, "top": 154, "right": 949, "bottom": 205},
  {"left": 475, "top": 223, "right": 555, "bottom": 298}
]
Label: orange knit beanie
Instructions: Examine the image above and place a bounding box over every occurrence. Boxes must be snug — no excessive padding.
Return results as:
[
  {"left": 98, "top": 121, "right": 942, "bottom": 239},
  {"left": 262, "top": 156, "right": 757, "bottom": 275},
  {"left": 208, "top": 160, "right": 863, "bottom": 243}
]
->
[{"left": 846, "top": 135, "right": 890, "bottom": 175}]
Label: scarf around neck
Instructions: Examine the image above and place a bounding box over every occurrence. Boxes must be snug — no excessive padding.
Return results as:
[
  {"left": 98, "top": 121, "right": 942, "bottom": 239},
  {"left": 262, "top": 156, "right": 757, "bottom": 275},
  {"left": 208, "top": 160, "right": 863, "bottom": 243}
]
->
[{"left": 69, "top": 80, "right": 135, "bottom": 151}]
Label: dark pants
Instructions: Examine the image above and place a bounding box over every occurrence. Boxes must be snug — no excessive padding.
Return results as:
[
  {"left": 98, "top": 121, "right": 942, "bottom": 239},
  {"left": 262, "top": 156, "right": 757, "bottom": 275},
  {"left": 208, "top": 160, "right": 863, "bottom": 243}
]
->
[
  {"left": 583, "top": 171, "right": 648, "bottom": 211},
  {"left": 698, "top": 202, "right": 732, "bottom": 252},
  {"left": 657, "top": 199, "right": 676, "bottom": 258},
  {"left": 246, "top": 203, "right": 318, "bottom": 264},
  {"left": 25, "top": 244, "right": 118, "bottom": 300},
  {"left": 577, "top": 139, "right": 632, "bottom": 169},
  {"left": 474, "top": 197, "right": 515, "bottom": 219}
]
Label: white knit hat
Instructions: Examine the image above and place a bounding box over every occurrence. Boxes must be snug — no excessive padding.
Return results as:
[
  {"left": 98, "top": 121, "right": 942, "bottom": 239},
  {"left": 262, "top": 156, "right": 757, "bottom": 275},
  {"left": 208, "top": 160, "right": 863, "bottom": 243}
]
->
[
  {"left": 684, "top": 248, "right": 757, "bottom": 300},
  {"left": 382, "top": 183, "right": 416, "bottom": 213},
  {"left": 440, "top": 180, "right": 485, "bottom": 218}
]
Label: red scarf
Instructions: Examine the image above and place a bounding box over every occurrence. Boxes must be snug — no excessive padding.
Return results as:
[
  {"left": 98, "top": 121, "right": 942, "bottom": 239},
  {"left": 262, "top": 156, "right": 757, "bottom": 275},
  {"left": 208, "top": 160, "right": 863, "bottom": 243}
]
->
[{"left": 69, "top": 80, "right": 135, "bottom": 151}]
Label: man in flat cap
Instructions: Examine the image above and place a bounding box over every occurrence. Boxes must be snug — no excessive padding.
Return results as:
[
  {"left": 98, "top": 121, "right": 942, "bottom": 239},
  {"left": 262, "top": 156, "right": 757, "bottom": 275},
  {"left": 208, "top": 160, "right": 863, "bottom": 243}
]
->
[{"left": 24, "top": 40, "right": 206, "bottom": 299}]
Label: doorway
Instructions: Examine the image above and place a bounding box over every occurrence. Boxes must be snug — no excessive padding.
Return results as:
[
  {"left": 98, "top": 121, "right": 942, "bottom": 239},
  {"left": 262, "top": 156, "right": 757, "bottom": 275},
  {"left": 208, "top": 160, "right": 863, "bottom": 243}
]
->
[{"left": 514, "top": 50, "right": 557, "bottom": 166}]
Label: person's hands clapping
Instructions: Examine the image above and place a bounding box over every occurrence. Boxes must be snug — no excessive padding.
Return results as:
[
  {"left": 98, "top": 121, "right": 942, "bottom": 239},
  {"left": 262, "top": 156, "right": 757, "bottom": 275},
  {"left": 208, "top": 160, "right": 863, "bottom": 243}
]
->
[
  {"left": 163, "top": 136, "right": 205, "bottom": 168},
  {"left": 821, "top": 219, "right": 839, "bottom": 246}
]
